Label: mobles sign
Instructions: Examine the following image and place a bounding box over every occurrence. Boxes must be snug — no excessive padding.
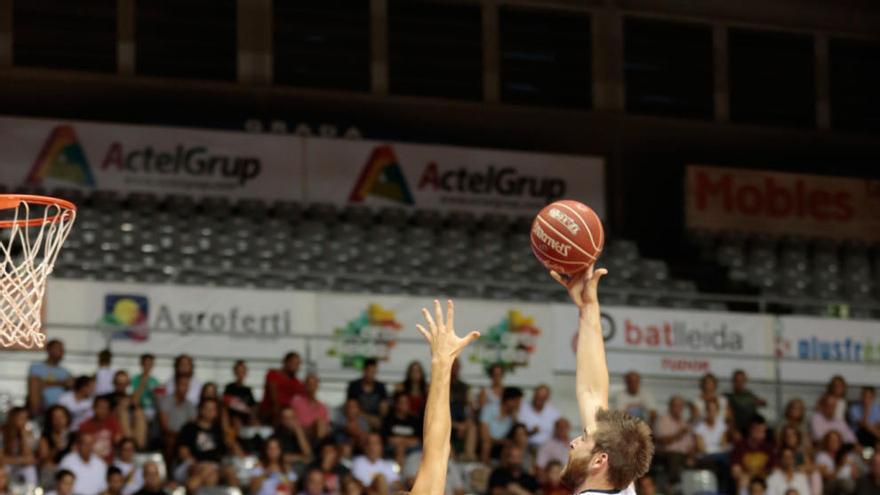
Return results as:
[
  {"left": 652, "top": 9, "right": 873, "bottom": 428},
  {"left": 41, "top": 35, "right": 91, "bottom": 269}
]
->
[{"left": 686, "top": 165, "right": 880, "bottom": 240}]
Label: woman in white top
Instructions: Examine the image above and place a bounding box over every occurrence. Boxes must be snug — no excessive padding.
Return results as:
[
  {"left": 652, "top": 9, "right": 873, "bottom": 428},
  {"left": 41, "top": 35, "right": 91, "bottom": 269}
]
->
[
  {"left": 250, "top": 437, "right": 298, "bottom": 495},
  {"left": 690, "top": 373, "right": 730, "bottom": 423},
  {"left": 825, "top": 375, "right": 848, "bottom": 422},
  {"left": 477, "top": 363, "right": 505, "bottom": 411},
  {"left": 766, "top": 448, "right": 811, "bottom": 495},
  {"left": 815, "top": 430, "right": 858, "bottom": 494}
]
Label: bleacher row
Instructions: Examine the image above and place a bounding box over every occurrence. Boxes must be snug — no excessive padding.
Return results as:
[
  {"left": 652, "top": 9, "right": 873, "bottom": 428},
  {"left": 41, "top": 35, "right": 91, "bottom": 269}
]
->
[{"left": 4, "top": 186, "right": 880, "bottom": 317}]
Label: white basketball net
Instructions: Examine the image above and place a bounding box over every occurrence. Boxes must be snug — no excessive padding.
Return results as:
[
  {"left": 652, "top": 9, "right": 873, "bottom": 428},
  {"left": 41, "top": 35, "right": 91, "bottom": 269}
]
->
[{"left": 0, "top": 198, "right": 76, "bottom": 349}]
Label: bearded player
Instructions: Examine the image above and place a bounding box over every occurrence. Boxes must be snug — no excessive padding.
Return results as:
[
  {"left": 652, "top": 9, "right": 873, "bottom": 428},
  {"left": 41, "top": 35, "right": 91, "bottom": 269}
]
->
[
  {"left": 409, "top": 300, "right": 480, "bottom": 495},
  {"left": 551, "top": 266, "right": 654, "bottom": 495}
]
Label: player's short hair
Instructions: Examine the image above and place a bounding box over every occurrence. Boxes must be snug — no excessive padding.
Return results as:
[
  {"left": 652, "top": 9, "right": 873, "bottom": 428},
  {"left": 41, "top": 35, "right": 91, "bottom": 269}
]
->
[{"left": 591, "top": 409, "right": 654, "bottom": 489}]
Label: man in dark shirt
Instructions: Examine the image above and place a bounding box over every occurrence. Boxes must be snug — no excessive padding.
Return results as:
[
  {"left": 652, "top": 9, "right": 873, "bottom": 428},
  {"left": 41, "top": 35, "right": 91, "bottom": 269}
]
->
[
  {"left": 727, "top": 370, "right": 767, "bottom": 435},
  {"left": 177, "top": 398, "right": 225, "bottom": 463},
  {"left": 488, "top": 445, "right": 538, "bottom": 495},
  {"left": 275, "top": 407, "right": 313, "bottom": 464},
  {"left": 133, "top": 462, "right": 166, "bottom": 495},
  {"left": 223, "top": 360, "right": 255, "bottom": 425},
  {"left": 730, "top": 416, "right": 775, "bottom": 491},
  {"left": 346, "top": 358, "right": 388, "bottom": 429},
  {"left": 382, "top": 393, "right": 422, "bottom": 465}
]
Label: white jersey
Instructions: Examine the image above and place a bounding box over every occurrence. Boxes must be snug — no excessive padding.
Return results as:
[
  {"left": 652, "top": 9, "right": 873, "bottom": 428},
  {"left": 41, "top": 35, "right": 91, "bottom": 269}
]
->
[{"left": 577, "top": 483, "right": 636, "bottom": 495}]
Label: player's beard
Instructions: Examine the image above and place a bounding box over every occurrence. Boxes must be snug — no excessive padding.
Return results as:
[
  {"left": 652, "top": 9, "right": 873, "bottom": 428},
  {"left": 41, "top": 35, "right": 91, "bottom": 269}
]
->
[{"left": 561, "top": 454, "right": 592, "bottom": 491}]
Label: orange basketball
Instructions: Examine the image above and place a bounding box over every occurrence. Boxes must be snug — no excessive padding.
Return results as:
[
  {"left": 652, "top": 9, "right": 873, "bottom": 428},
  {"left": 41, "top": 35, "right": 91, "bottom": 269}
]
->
[{"left": 530, "top": 200, "right": 604, "bottom": 275}]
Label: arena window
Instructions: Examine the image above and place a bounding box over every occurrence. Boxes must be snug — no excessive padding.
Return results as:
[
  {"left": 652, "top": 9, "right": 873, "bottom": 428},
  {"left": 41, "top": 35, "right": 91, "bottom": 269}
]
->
[
  {"left": 388, "top": 0, "right": 483, "bottom": 101},
  {"left": 728, "top": 28, "right": 816, "bottom": 128},
  {"left": 624, "top": 17, "right": 713, "bottom": 120},
  {"left": 498, "top": 7, "right": 592, "bottom": 108},
  {"left": 13, "top": 0, "right": 117, "bottom": 73},
  {"left": 829, "top": 38, "right": 880, "bottom": 133},
  {"left": 136, "top": 0, "right": 236, "bottom": 81},
  {"left": 273, "top": 0, "right": 371, "bottom": 91}
]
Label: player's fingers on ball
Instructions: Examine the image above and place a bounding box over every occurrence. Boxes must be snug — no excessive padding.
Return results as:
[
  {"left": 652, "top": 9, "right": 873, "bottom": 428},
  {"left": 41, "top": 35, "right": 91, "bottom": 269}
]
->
[
  {"left": 549, "top": 271, "right": 564, "bottom": 285},
  {"left": 416, "top": 325, "right": 432, "bottom": 343}
]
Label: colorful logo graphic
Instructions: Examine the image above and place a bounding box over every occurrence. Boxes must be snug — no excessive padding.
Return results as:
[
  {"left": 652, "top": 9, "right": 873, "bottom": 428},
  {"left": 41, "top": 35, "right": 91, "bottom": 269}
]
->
[
  {"left": 27, "top": 125, "right": 96, "bottom": 187},
  {"left": 327, "top": 304, "right": 403, "bottom": 369},
  {"left": 99, "top": 295, "right": 149, "bottom": 341},
  {"left": 470, "top": 310, "right": 541, "bottom": 371},
  {"left": 348, "top": 145, "right": 414, "bottom": 205}
]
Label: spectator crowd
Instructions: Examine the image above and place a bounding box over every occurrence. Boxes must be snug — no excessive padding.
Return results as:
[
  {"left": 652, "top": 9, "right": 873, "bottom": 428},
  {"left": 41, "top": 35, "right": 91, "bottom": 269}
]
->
[{"left": 1, "top": 339, "right": 878, "bottom": 495}]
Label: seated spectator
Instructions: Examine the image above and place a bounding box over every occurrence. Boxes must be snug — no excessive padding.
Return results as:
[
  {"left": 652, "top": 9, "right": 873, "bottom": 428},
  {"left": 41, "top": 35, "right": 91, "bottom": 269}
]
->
[
  {"left": 177, "top": 398, "right": 227, "bottom": 463},
  {"left": 395, "top": 361, "right": 427, "bottom": 418},
  {"left": 275, "top": 407, "right": 314, "bottom": 464},
  {"left": 79, "top": 395, "right": 123, "bottom": 463},
  {"left": 183, "top": 461, "right": 225, "bottom": 495},
  {"left": 332, "top": 399, "right": 371, "bottom": 447},
  {"left": 727, "top": 370, "right": 767, "bottom": 437},
  {"left": 307, "top": 441, "right": 350, "bottom": 495},
  {"left": 291, "top": 373, "right": 330, "bottom": 442},
  {"left": 133, "top": 462, "right": 165, "bottom": 495},
  {"left": 449, "top": 360, "right": 476, "bottom": 459},
  {"left": 856, "top": 450, "right": 880, "bottom": 495},
  {"left": 776, "top": 399, "right": 812, "bottom": 455},
  {"left": 95, "top": 350, "right": 115, "bottom": 396},
  {"left": 38, "top": 404, "right": 73, "bottom": 468},
  {"left": 536, "top": 417, "right": 570, "bottom": 473},
  {"left": 487, "top": 445, "right": 538, "bottom": 495},
  {"left": 731, "top": 417, "right": 775, "bottom": 491},
  {"left": 381, "top": 393, "right": 421, "bottom": 466},
  {"left": 113, "top": 438, "right": 142, "bottom": 495},
  {"left": 47, "top": 469, "right": 76, "bottom": 495},
  {"left": 104, "top": 371, "right": 147, "bottom": 450},
  {"left": 60, "top": 432, "right": 108, "bottom": 495},
  {"left": 826, "top": 375, "right": 849, "bottom": 422},
  {"left": 811, "top": 394, "right": 857, "bottom": 445},
  {"left": 2, "top": 406, "right": 37, "bottom": 485},
  {"left": 299, "top": 468, "right": 329, "bottom": 495},
  {"left": 505, "top": 423, "right": 534, "bottom": 473},
  {"left": 28, "top": 339, "right": 73, "bottom": 416},
  {"left": 58, "top": 375, "right": 96, "bottom": 430},
  {"left": 163, "top": 355, "right": 202, "bottom": 405},
  {"left": 351, "top": 433, "right": 400, "bottom": 491},
  {"left": 815, "top": 430, "right": 860, "bottom": 494},
  {"left": 848, "top": 386, "right": 880, "bottom": 447},
  {"left": 158, "top": 374, "right": 196, "bottom": 458},
  {"left": 745, "top": 476, "right": 767, "bottom": 495},
  {"left": 695, "top": 397, "right": 731, "bottom": 492},
  {"left": 102, "top": 466, "right": 125, "bottom": 495},
  {"left": 249, "top": 437, "right": 298, "bottom": 495},
  {"left": 341, "top": 473, "right": 366, "bottom": 495},
  {"left": 223, "top": 360, "right": 256, "bottom": 427},
  {"left": 346, "top": 359, "right": 387, "bottom": 429},
  {"left": 261, "top": 352, "right": 306, "bottom": 423},
  {"left": 478, "top": 363, "right": 506, "bottom": 411},
  {"left": 691, "top": 373, "right": 730, "bottom": 422},
  {"left": 199, "top": 383, "right": 219, "bottom": 404},
  {"left": 655, "top": 395, "right": 698, "bottom": 484},
  {"left": 131, "top": 354, "right": 159, "bottom": 421},
  {"left": 539, "top": 460, "right": 568, "bottom": 495},
  {"left": 636, "top": 475, "right": 658, "bottom": 495},
  {"left": 517, "top": 384, "right": 560, "bottom": 448},
  {"left": 611, "top": 371, "right": 657, "bottom": 424},
  {"left": 479, "top": 387, "right": 522, "bottom": 463},
  {"left": 766, "top": 447, "right": 810, "bottom": 495},
  {"left": 400, "top": 450, "right": 465, "bottom": 495}
]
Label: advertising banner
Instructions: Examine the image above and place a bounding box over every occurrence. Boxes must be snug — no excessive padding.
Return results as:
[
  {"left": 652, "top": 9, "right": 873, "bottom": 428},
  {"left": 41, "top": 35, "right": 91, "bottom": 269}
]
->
[
  {"left": 553, "top": 305, "right": 776, "bottom": 379},
  {"left": 685, "top": 165, "right": 880, "bottom": 241},
  {"left": 0, "top": 116, "right": 305, "bottom": 200},
  {"left": 304, "top": 138, "right": 606, "bottom": 217},
  {"left": 778, "top": 316, "right": 880, "bottom": 384}
]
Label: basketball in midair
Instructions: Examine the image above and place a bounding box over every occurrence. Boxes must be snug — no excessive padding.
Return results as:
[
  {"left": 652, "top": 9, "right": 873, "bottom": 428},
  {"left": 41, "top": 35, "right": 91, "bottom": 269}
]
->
[{"left": 530, "top": 200, "right": 604, "bottom": 275}]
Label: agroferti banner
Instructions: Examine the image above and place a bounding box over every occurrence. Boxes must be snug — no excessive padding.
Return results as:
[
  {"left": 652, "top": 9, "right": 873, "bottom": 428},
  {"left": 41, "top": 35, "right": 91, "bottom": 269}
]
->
[
  {"left": 0, "top": 116, "right": 305, "bottom": 200},
  {"left": 304, "top": 138, "right": 606, "bottom": 217},
  {"left": 686, "top": 165, "right": 880, "bottom": 241}
]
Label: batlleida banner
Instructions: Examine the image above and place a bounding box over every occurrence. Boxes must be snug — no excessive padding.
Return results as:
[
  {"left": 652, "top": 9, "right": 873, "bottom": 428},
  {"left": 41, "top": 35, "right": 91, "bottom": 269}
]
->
[
  {"left": 303, "top": 138, "right": 606, "bottom": 217},
  {"left": 0, "top": 116, "right": 305, "bottom": 199},
  {"left": 778, "top": 316, "right": 880, "bottom": 384},
  {"left": 552, "top": 305, "right": 777, "bottom": 379}
]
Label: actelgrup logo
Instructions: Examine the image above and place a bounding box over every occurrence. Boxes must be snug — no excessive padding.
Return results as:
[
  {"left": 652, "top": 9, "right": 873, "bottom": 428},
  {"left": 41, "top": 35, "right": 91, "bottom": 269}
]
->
[
  {"left": 348, "top": 145, "right": 414, "bottom": 205},
  {"left": 100, "top": 294, "right": 149, "bottom": 341},
  {"left": 623, "top": 318, "right": 744, "bottom": 351},
  {"left": 27, "top": 125, "right": 96, "bottom": 187}
]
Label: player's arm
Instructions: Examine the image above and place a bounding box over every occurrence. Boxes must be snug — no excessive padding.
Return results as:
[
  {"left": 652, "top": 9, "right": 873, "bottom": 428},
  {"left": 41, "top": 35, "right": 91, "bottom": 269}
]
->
[
  {"left": 551, "top": 266, "right": 609, "bottom": 434},
  {"left": 410, "top": 300, "right": 480, "bottom": 495}
]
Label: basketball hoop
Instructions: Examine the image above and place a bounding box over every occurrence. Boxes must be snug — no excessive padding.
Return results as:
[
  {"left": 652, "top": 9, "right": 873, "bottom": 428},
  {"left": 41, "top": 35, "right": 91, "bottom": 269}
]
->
[{"left": 0, "top": 195, "right": 76, "bottom": 349}]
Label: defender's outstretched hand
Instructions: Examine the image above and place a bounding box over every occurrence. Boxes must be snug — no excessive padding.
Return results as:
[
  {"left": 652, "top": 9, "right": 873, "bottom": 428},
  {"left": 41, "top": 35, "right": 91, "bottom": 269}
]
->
[
  {"left": 550, "top": 265, "right": 608, "bottom": 310},
  {"left": 416, "top": 299, "right": 480, "bottom": 365}
]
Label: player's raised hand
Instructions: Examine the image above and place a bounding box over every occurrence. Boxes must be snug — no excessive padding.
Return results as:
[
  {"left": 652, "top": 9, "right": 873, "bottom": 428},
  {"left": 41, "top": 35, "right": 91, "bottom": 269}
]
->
[
  {"left": 550, "top": 265, "right": 608, "bottom": 309},
  {"left": 416, "top": 299, "right": 480, "bottom": 365}
]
